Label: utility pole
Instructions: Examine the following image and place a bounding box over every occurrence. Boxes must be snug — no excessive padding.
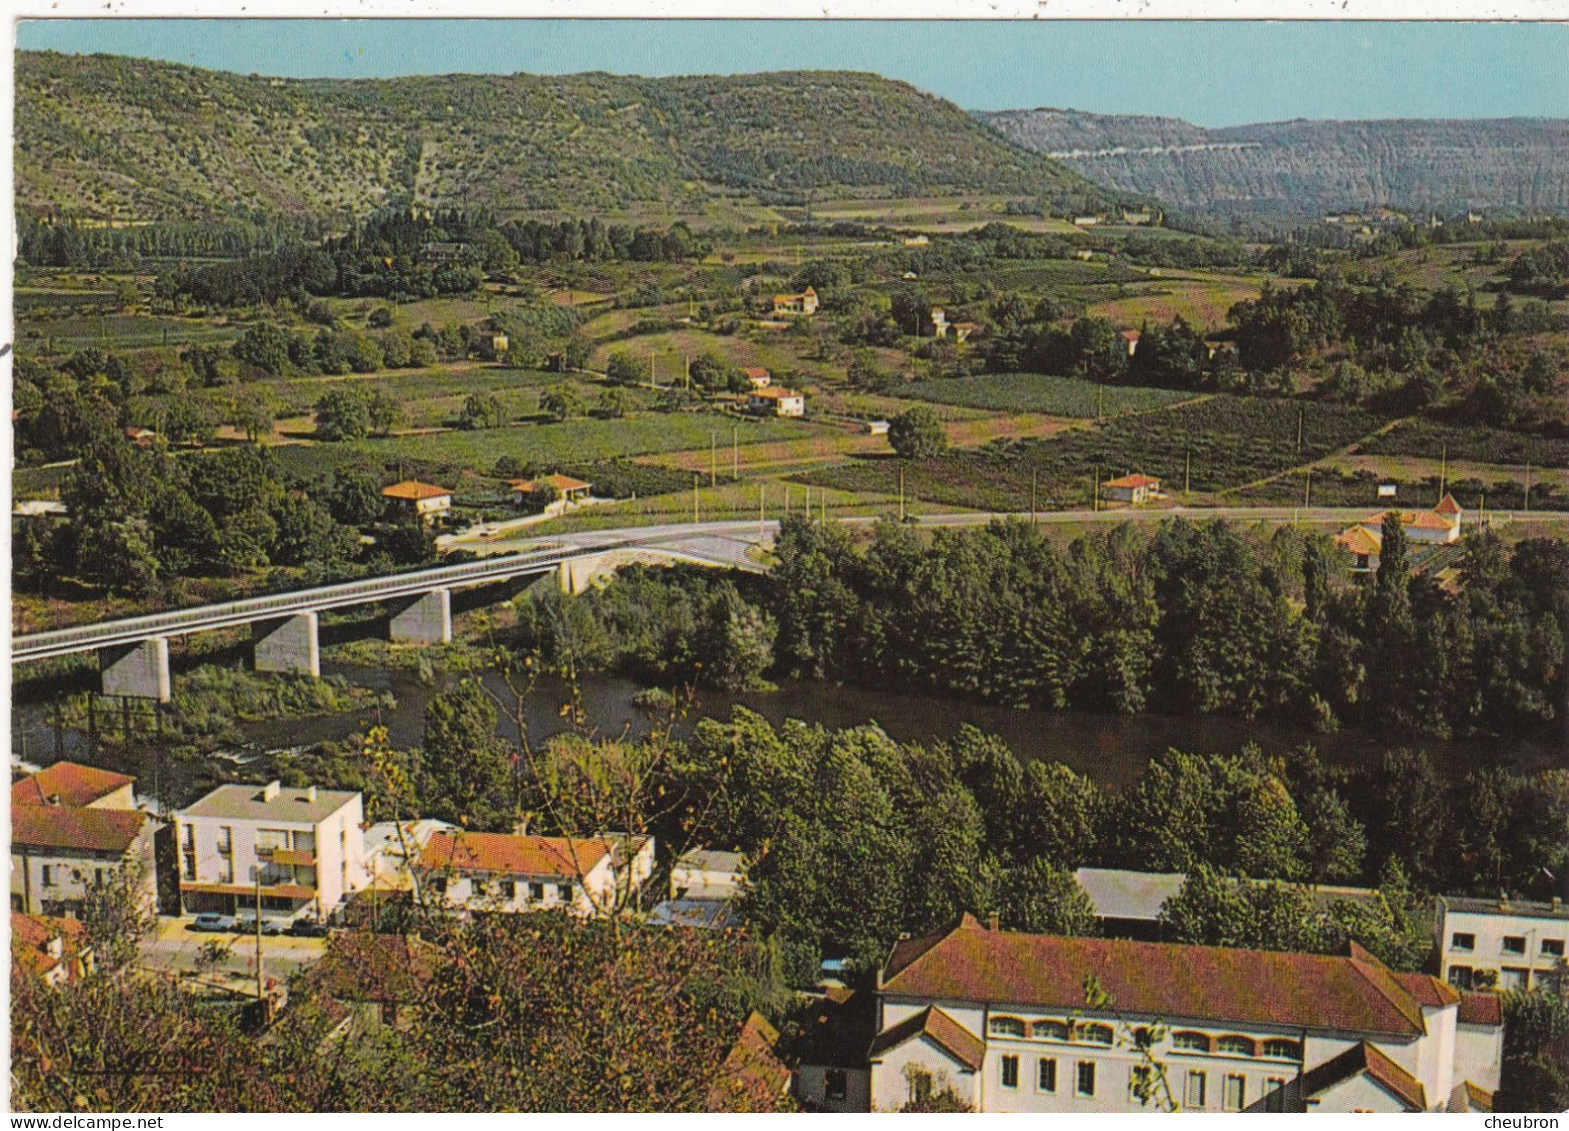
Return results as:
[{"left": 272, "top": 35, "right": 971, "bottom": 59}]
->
[
  {"left": 692, "top": 475, "right": 700, "bottom": 524},
  {"left": 254, "top": 865, "right": 265, "bottom": 1003},
  {"left": 732, "top": 426, "right": 740, "bottom": 480},
  {"left": 899, "top": 467, "right": 906, "bottom": 522},
  {"left": 1439, "top": 443, "right": 1448, "bottom": 502},
  {"left": 1092, "top": 466, "right": 1100, "bottom": 513},
  {"left": 710, "top": 431, "right": 717, "bottom": 488},
  {"left": 1030, "top": 468, "right": 1038, "bottom": 524},
  {"left": 1296, "top": 406, "right": 1304, "bottom": 454},
  {"left": 1524, "top": 463, "right": 1532, "bottom": 512},
  {"left": 759, "top": 483, "right": 766, "bottom": 540},
  {"left": 685, "top": 355, "right": 691, "bottom": 392},
  {"left": 1304, "top": 469, "right": 1313, "bottom": 507},
  {"left": 805, "top": 486, "right": 811, "bottom": 520},
  {"left": 1184, "top": 449, "right": 1191, "bottom": 498}
]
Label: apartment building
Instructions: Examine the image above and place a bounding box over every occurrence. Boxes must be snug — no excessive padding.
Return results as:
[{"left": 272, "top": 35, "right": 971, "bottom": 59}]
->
[
  {"left": 853, "top": 914, "right": 1499, "bottom": 1113},
  {"left": 1437, "top": 894, "right": 1569, "bottom": 992},
  {"left": 174, "top": 781, "right": 369, "bottom": 924}
]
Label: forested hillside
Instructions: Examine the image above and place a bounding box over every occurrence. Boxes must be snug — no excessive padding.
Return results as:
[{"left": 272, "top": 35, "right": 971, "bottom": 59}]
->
[
  {"left": 979, "top": 107, "right": 1569, "bottom": 223},
  {"left": 15, "top": 52, "right": 1120, "bottom": 224}
]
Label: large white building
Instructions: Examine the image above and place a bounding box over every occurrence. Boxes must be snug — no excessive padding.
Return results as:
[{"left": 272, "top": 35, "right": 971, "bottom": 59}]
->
[
  {"left": 10, "top": 762, "right": 158, "bottom": 918},
  {"left": 846, "top": 914, "right": 1500, "bottom": 1113},
  {"left": 1436, "top": 894, "right": 1569, "bottom": 993},
  {"left": 418, "top": 830, "right": 653, "bottom": 917},
  {"left": 175, "top": 781, "right": 369, "bottom": 924}
]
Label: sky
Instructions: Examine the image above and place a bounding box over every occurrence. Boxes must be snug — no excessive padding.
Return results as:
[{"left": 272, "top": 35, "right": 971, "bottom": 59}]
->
[{"left": 14, "top": 19, "right": 1569, "bottom": 126}]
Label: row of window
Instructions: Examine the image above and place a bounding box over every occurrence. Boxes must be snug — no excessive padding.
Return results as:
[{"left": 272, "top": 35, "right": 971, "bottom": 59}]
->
[
  {"left": 1451, "top": 931, "right": 1565, "bottom": 958},
  {"left": 431, "top": 877, "right": 575, "bottom": 902},
  {"left": 38, "top": 865, "right": 107, "bottom": 888},
  {"left": 986, "top": 1017, "right": 1299, "bottom": 1061},
  {"left": 997, "top": 1055, "right": 1285, "bottom": 1111}
]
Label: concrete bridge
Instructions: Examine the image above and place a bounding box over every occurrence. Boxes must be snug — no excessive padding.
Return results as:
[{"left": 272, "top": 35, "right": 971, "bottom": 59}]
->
[{"left": 12, "top": 522, "right": 775, "bottom": 703}]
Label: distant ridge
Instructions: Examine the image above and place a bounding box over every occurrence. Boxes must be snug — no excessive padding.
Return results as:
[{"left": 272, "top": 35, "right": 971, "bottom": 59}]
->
[
  {"left": 15, "top": 51, "right": 1125, "bottom": 224},
  {"left": 978, "top": 106, "right": 1569, "bottom": 222}
]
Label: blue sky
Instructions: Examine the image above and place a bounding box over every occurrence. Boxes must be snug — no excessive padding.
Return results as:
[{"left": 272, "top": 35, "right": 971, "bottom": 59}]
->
[{"left": 16, "top": 19, "right": 1568, "bottom": 126}]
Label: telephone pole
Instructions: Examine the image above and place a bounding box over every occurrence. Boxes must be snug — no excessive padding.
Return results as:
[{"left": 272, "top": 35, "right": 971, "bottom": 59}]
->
[
  {"left": 1184, "top": 449, "right": 1191, "bottom": 498},
  {"left": 710, "top": 431, "right": 717, "bottom": 487},
  {"left": 254, "top": 865, "right": 265, "bottom": 1003},
  {"left": 1030, "top": 468, "right": 1038, "bottom": 524},
  {"left": 1092, "top": 466, "right": 1100, "bottom": 512},
  {"left": 1304, "top": 468, "right": 1313, "bottom": 507},
  {"left": 732, "top": 427, "right": 740, "bottom": 479},
  {"left": 1296, "top": 405, "right": 1304, "bottom": 454},
  {"left": 899, "top": 467, "right": 906, "bottom": 522},
  {"left": 692, "top": 475, "right": 700, "bottom": 524}
]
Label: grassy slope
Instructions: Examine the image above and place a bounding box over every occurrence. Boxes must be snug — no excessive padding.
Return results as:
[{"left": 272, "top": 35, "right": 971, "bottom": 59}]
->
[{"left": 16, "top": 52, "right": 1124, "bottom": 224}]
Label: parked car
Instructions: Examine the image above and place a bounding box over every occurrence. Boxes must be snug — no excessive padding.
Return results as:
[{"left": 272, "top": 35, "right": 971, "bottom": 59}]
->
[
  {"left": 190, "top": 913, "right": 239, "bottom": 932},
  {"left": 288, "top": 919, "right": 330, "bottom": 938},
  {"left": 237, "top": 914, "right": 286, "bottom": 936}
]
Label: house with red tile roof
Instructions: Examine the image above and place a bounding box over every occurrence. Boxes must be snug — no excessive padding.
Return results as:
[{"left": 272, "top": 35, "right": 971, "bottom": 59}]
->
[
  {"left": 854, "top": 914, "right": 1500, "bottom": 1113},
  {"left": 772, "top": 286, "right": 819, "bottom": 318},
  {"left": 10, "top": 796, "right": 157, "bottom": 918},
  {"left": 12, "top": 761, "right": 136, "bottom": 810},
  {"left": 1101, "top": 473, "right": 1163, "bottom": 506},
  {"left": 1334, "top": 494, "right": 1467, "bottom": 572},
  {"left": 417, "top": 829, "right": 653, "bottom": 918},
  {"left": 509, "top": 473, "right": 593, "bottom": 516},
  {"left": 748, "top": 386, "right": 805, "bottom": 418},
  {"left": 706, "top": 1011, "right": 793, "bottom": 1112},
  {"left": 380, "top": 480, "right": 452, "bottom": 523},
  {"left": 11, "top": 913, "right": 94, "bottom": 987}
]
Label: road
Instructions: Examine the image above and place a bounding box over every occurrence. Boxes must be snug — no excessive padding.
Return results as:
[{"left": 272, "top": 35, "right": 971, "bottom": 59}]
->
[{"left": 139, "top": 914, "right": 326, "bottom": 992}]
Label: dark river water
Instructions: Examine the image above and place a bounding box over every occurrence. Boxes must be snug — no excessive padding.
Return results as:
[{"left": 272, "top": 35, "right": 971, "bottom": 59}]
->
[{"left": 14, "top": 661, "right": 1558, "bottom": 802}]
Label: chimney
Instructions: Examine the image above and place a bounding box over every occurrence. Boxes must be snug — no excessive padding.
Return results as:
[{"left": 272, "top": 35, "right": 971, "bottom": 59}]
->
[
  {"left": 306, "top": 785, "right": 317, "bottom": 803},
  {"left": 261, "top": 781, "right": 281, "bottom": 802}
]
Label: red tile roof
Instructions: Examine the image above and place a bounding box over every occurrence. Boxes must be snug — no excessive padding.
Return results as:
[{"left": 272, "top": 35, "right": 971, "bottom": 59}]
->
[
  {"left": 13, "top": 762, "right": 134, "bottom": 808},
  {"left": 1435, "top": 493, "right": 1463, "bottom": 517},
  {"left": 706, "top": 1011, "right": 792, "bottom": 1112},
  {"left": 869, "top": 1005, "right": 985, "bottom": 1072},
  {"left": 419, "top": 831, "right": 613, "bottom": 879},
  {"left": 1299, "top": 1040, "right": 1427, "bottom": 1112},
  {"left": 381, "top": 480, "right": 450, "bottom": 501},
  {"left": 1104, "top": 473, "right": 1161, "bottom": 489},
  {"left": 11, "top": 804, "right": 149, "bottom": 855},
  {"left": 1394, "top": 971, "right": 1460, "bottom": 1008},
  {"left": 740, "top": 366, "right": 771, "bottom": 380},
  {"left": 1120, "top": 329, "right": 1142, "bottom": 342},
  {"left": 10, "top": 913, "right": 89, "bottom": 981},
  {"left": 1334, "top": 525, "right": 1383, "bottom": 556},
  {"left": 881, "top": 916, "right": 1426, "bottom": 1038},
  {"left": 1458, "top": 992, "right": 1503, "bottom": 1027}
]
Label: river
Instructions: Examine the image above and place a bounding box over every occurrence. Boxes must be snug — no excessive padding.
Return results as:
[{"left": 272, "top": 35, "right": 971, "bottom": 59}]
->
[{"left": 14, "top": 661, "right": 1556, "bottom": 804}]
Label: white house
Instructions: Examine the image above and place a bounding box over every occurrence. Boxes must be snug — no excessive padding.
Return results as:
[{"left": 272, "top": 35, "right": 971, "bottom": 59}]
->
[
  {"left": 417, "top": 830, "right": 653, "bottom": 917},
  {"left": 853, "top": 914, "right": 1499, "bottom": 1113},
  {"left": 671, "top": 848, "right": 747, "bottom": 902},
  {"left": 1335, "top": 494, "right": 1465, "bottom": 571},
  {"left": 175, "top": 781, "right": 370, "bottom": 924},
  {"left": 1101, "top": 474, "right": 1162, "bottom": 506},
  {"left": 1436, "top": 894, "right": 1569, "bottom": 993},
  {"left": 740, "top": 366, "right": 772, "bottom": 390},
  {"left": 381, "top": 480, "right": 453, "bottom": 523},
  {"left": 748, "top": 387, "right": 806, "bottom": 418},
  {"left": 10, "top": 763, "right": 158, "bottom": 918},
  {"left": 362, "top": 818, "right": 457, "bottom": 892}
]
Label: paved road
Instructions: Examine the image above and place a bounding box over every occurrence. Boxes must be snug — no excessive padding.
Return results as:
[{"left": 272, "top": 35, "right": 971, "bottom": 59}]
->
[{"left": 139, "top": 915, "right": 326, "bottom": 990}]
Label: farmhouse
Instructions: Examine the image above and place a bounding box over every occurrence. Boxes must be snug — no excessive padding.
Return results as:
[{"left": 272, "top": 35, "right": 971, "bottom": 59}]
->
[
  {"left": 1101, "top": 473, "right": 1162, "bottom": 505},
  {"left": 772, "top": 286, "right": 820, "bottom": 317},
  {"left": 123, "top": 426, "right": 158, "bottom": 446},
  {"left": 1073, "top": 215, "right": 1101, "bottom": 227},
  {"left": 740, "top": 366, "right": 772, "bottom": 389},
  {"left": 749, "top": 386, "right": 806, "bottom": 418},
  {"left": 511, "top": 473, "right": 592, "bottom": 514},
  {"left": 381, "top": 480, "right": 452, "bottom": 523},
  {"left": 1435, "top": 894, "right": 1568, "bottom": 993},
  {"left": 846, "top": 914, "right": 1501, "bottom": 1113},
  {"left": 1118, "top": 329, "right": 1141, "bottom": 357},
  {"left": 1333, "top": 494, "right": 1465, "bottom": 571},
  {"left": 175, "top": 781, "right": 370, "bottom": 925}
]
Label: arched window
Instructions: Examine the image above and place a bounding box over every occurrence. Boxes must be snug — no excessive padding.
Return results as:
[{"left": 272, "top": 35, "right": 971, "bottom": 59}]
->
[
  {"left": 1079, "top": 1023, "right": 1114, "bottom": 1045},
  {"left": 989, "top": 1016, "right": 1027, "bottom": 1038},
  {"left": 1217, "top": 1035, "right": 1256, "bottom": 1057},
  {"left": 1033, "top": 1020, "right": 1071, "bottom": 1041},
  {"left": 1173, "top": 1031, "right": 1211, "bottom": 1052},
  {"left": 1261, "top": 1039, "right": 1301, "bottom": 1060}
]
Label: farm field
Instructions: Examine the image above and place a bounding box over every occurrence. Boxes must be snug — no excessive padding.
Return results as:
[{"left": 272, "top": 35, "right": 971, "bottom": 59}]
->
[
  {"left": 806, "top": 194, "right": 1083, "bottom": 234},
  {"left": 894, "top": 372, "right": 1197, "bottom": 418},
  {"left": 586, "top": 325, "right": 831, "bottom": 384},
  {"left": 1354, "top": 417, "right": 1569, "bottom": 470},
  {"left": 794, "top": 396, "right": 1390, "bottom": 512},
  {"left": 1085, "top": 270, "right": 1289, "bottom": 332}
]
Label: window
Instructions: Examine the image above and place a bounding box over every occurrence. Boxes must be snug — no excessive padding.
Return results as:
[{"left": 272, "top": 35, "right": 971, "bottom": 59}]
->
[
  {"left": 182, "top": 824, "right": 197, "bottom": 880},
  {"left": 1185, "top": 1071, "right": 1207, "bottom": 1109},
  {"left": 1451, "top": 932, "right": 1476, "bottom": 952},
  {"left": 1129, "top": 1065, "right": 1153, "bottom": 1105},
  {"left": 94, "top": 868, "right": 105, "bottom": 886},
  {"left": 293, "top": 830, "right": 316, "bottom": 853},
  {"left": 430, "top": 877, "right": 447, "bottom": 895},
  {"left": 1075, "top": 1062, "right": 1096, "bottom": 1098},
  {"left": 1447, "top": 965, "right": 1474, "bottom": 990},
  {"left": 1500, "top": 967, "right": 1530, "bottom": 992},
  {"left": 1037, "top": 1058, "right": 1057, "bottom": 1093},
  {"left": 217, "top": 826, "right": 234, "bottom": 883},
  {"left": 257, "top": 829, "right": 289, "bottom": 851},
  {"left": 1033, "top": 1020, "right": 1070, "bottom": 1041},
  {"left": 1223, "top": 1075, "right": 1246, "bottom": 1111},
  {"left": 41, "top": 865, "right": 55, "bottom": 887},
  {"left": 1079, "top": 1023, "right": 1114, "bottom": 1045},
  {"left": 499, "top": 880, "right": 516, "bottom": 899},
  {"left": 990, "top": 1016, "right": 1027, "bottom": 1038},
  {"left": 1261, "top": 1039, "right": 1301, "bottom": 1060},
  {"left": 910, "top": 1070, "right": 933, "bottom": 1107},
  {"left": 1503, "top": 936, "right": 1527, "bottom": 955},
  {"left": 556, "top": 883, "right": 573, "bottom": 901},
  {"left": 1217, "top": 1035, "right": 1256, "bottom": 1057},
  {"left": 1000, "top": 1055, "right": 1019, "bottom": 1089},
  {"left": 1173, "top": 1031, "right": 1211, "bottom": 1053},
  {"left": 1133, "top": 1027, "right": 1154, "bottom": 1050},
  {"left": 825, "top": 1069, "right": 847, "bottom": 1103},
  {"left": 529, "top": 882, "right": 545, "bottom": 901},
  {"left": 1265, "top": 1078, "right": 1287, "bottom": 1113},
  {"left": 1543, "top": 939, "right": 1566, "bottom": 958}
]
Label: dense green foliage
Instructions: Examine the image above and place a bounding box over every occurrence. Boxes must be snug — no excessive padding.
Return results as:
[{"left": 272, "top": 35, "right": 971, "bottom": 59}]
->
[{"left": 897, "top": 372, "right": 1192, "bottom": 417}]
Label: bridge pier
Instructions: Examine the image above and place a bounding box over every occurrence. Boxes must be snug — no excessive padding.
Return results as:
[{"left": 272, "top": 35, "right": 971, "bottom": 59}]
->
[
  {"left": 101, "top": 637, "right": 171, "bottom": 703},
  {"left": 390, "top": 588, "right": 452, "bottom": 644},
  {"left": 254, "top": 612, "right": 320, "bottom": 677}
]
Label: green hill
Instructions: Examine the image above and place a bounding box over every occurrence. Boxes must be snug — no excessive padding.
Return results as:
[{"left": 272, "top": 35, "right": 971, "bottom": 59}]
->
[{"left": 16, "top": 52, "right": 1123, "bottom": 225}]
